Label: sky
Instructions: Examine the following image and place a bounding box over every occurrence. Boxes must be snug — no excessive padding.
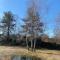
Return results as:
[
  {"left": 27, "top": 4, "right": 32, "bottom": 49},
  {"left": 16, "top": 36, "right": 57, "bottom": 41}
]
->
[{"left": 0, "top": 0, "right": 60, "bottom": 37}]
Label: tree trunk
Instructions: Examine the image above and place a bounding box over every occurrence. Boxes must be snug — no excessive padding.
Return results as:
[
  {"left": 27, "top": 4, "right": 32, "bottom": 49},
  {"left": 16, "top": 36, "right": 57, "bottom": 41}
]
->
[
  {"left": 33, "top": 39, "right": 36, "bottom": 51},
  {"left": 7, "top": 27, "right": 10, "bottom": 44},
  {"left": 26, "top": 36, "right": 29, "bottom": 50},
  {"left": 31, "top": 39, "right": 33, "bottom": 51}
]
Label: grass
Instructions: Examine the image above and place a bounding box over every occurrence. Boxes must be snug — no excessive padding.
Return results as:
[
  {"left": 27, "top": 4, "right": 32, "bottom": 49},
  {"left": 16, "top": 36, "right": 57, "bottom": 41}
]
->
[{"left": 0, "top": 46, "right": 60, "bottom": 60}]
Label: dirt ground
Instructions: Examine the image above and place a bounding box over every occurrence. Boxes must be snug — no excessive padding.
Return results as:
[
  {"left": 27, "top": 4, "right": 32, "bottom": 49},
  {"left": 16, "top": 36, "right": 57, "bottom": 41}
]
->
[{"left": 0, "top": 46, "right": 60, "bottom": 60}]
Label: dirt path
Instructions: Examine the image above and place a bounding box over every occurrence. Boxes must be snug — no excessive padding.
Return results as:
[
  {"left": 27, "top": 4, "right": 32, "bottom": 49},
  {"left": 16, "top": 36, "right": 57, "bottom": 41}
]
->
[{"left": 0, "top": 46, "right": 60, "bottom": 60}]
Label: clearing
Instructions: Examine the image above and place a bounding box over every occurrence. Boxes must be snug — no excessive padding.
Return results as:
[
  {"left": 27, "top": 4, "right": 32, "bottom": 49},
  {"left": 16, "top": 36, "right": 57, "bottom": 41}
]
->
[{"left": 0, "top": 46, "right": 60, "bottom": 60}]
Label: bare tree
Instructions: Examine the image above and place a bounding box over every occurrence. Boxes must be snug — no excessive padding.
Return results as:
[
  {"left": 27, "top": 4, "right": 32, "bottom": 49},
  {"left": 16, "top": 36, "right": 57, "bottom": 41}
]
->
[
  {"left": 1, "top": 11, "right": 16, "bottom": 43},
  {"left": 54, "top": 14, "right": 60, "bottom": 44},
  {"left": 21, "top": 19, "right": 30, "bottom": 50},
  {"left": 22, "top": 0, "right": 43, "bottom": 51}
]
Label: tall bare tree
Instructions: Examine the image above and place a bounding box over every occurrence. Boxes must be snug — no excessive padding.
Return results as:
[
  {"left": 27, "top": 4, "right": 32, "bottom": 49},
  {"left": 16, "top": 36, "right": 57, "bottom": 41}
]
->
[
  {"left": 54, "top": 14, "right": 60, "bottom": 44},
  {"left": 1, "top": 11, "right": 16, "bottom": 42},
  {"left": 22, "top": 0, "right": 43, "bottom": 51}
]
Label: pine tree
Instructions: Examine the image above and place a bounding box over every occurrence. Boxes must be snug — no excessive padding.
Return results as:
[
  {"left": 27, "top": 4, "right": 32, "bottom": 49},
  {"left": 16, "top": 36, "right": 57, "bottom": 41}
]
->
[{"left": 1, "top": 11, "right": 16, "bottom": 43}]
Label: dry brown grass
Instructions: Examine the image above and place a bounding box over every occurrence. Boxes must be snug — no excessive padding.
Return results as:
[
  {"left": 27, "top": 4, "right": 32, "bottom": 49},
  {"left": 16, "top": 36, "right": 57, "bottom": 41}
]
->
[{"left": 0, "top": 46, "right": 60, "bottom": 60}]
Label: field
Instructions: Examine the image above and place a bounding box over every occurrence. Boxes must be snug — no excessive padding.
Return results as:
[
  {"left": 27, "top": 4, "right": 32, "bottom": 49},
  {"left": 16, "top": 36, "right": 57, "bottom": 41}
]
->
[{"left": 0, "top": 46, "right": 60, "bottom": 60}]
